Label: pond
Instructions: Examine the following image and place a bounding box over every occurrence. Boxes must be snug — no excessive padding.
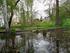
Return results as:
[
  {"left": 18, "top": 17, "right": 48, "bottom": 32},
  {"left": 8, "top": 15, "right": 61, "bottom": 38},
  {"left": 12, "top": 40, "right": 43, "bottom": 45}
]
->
[{"left": 0, "top": 31, "right": 70, "bottom": 53}]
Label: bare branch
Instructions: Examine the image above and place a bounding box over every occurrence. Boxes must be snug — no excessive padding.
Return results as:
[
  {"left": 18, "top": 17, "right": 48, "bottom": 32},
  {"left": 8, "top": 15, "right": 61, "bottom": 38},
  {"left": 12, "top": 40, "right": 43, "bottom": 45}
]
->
[{"left": 15, "top": 0, "right": 20, "bottom": 6}]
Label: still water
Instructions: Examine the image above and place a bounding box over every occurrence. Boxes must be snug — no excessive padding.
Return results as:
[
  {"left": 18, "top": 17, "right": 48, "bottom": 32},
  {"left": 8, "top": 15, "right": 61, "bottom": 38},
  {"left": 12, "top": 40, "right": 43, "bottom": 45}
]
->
[
  {"left": 0, "top": 32, "right": 68, "bottom": 53},
  {"left": 15, "top": 32, "right": 56, "bottom": 53}
]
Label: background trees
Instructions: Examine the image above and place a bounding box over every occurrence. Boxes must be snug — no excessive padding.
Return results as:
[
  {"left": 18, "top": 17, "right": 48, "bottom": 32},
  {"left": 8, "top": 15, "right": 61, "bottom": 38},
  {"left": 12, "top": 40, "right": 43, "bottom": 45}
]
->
[{"left": 0, "top": 0, "right": 70, "bottom": 53}]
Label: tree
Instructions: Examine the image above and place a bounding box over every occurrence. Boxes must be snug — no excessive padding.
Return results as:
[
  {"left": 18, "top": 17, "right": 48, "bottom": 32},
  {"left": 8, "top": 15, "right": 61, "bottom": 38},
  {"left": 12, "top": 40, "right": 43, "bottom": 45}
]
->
[
  {"left": 7, "top": 0, "right": 20, "bottom": 27},
  {"left": 55, "top": 0, "right": 60, "bottom": 53},
  {"left": 0, "top": 0, "right": 20, "bottom": 52}
]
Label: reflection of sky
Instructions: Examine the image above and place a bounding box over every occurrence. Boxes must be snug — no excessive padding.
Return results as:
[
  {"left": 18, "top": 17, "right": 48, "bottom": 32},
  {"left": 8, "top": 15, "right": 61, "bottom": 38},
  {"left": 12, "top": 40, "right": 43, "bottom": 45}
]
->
[
  {"left": 0, "top": 40, "right": 5, "bottom": 50},
  {"left": 33, "top": 33, "right": 50, "bottom": 53}
]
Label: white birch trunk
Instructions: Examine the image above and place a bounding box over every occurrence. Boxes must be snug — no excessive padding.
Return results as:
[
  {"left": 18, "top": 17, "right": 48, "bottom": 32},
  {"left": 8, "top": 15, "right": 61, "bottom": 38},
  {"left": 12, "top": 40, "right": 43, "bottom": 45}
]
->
[{"left": 2, "top": 0, "right": 9, "bottom": 30}]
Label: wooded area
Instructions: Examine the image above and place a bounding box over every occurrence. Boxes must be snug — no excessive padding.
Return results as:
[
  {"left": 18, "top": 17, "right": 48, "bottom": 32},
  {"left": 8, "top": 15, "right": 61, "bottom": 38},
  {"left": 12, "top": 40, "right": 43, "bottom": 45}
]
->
[{"left": 0, "top": 0, "right": 70, "bottom": 53}]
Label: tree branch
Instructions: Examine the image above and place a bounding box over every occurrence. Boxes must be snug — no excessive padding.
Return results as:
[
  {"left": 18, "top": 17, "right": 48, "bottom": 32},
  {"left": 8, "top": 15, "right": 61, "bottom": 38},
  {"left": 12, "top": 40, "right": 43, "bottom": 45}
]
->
[
  {"left": 8, "top": 8, "right": 13, "bottom": 27},
  {"left": 15, "top": 0, "right": 20, "bottom": 6},
  {"left": 8, "top": 0, "right": 20, "bottom": 28}
]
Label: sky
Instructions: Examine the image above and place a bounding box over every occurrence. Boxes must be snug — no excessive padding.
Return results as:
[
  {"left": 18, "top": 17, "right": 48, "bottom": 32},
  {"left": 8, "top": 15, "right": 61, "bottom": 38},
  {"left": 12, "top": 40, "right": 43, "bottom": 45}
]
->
[
  {"left": 32, "top": 0, "right": 66, "bottom": 19},
  {"left": 33, "top": 0, "right": 55, "bottom": 19},
  {"left": 18, "top": 0, "right": 66, "bottom": 19},
  {"left": 19, "top": 0, "right": 56, "bottom": 19}
]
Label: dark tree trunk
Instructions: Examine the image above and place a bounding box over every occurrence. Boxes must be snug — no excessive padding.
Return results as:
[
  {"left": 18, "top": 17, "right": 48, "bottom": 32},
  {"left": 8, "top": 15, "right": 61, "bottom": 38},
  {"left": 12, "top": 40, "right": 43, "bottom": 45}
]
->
[
  {"left": 56, "top": 0, "right": 61, "bottom": 26},
  {"left": 43, "top": 30, "right": 46, "bottom": 39},
  {"left": 56, "top": 39, "right": 59, "bottom": 53},
  {"left": 8, "top": 8, "right": 13, "bottom": 28},
  {"left": 8, "top": 0, "right": 20, "bottom": 27},
  {"left": 55, "top": 0, "right": 60, "bottom": 53}
]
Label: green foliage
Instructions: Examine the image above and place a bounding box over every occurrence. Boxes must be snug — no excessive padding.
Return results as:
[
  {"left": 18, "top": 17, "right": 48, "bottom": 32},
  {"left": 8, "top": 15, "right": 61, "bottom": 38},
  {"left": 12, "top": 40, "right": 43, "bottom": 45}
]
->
[
  {"left": 51, "top": 1, "right": 70, "bottom": 28},
  {"left": 7, "top": 0, "right": 16, "bottom": 8},
  {"left": 38, "top": 21, "right": 55, "bottom": 28},
  {"left": 0, "top": 0, "right": 2, "bottom": 5},
  {"left": 59, "top": 2, "right": 70, "bottom": 27},
  {"left": 25, "top": 0, "right": 33, "bottom": 7},
  {"left": 62, "top": 18, "right": 70, "bottom": 27},
  {"left": 7, "top": 0, "right": 19, "bottom": 13}
]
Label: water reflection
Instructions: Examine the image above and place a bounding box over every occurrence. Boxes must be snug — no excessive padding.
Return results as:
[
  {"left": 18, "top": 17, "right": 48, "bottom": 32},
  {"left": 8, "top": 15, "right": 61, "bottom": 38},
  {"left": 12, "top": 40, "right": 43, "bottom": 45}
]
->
[
  {"left": 0, "top": 32, "right": 69, "bottom": 53},
  {"left": 0, "top": 39, "right": 5, "bottom": 51},
  {"left": 33, "top": 32, "right": 51, "bottom": 53},
  {"left": 15, "top": 32, "right": 52, "bottom": 53}
]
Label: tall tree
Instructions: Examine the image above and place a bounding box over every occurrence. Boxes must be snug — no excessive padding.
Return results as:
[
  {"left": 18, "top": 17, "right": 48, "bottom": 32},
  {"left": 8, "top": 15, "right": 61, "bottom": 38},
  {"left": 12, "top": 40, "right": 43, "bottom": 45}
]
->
[
  {"left": 2, "top": 0, "right": 10, "bottom": 52},
  {"left": 56, "top": 0, "right": 60, "bottom": 26},
  {"left": 1, "top": 0, "right": 20, "bottom": 52},
  {"left": 55, "top": 0, "right": 60, "bottom": 53},
  {"left": 2, "top": 0, "right": 9, "bottom": 29}
]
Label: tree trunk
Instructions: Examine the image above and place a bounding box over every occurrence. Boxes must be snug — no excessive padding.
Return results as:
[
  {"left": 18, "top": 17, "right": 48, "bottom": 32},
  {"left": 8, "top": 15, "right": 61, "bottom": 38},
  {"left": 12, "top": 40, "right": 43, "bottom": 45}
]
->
[
  {"left": 56, "top": 0, "right": 60, "bottom": 26},
  {"left": 55, "top": 0, "right": 60, "bottom": 53},
  {"left": 56, "top": 39, "right": 59, "bottom": 53},
  {"left": 2, "top": 0, "right": 9, "bottom": 29},
  {"left": 2, "top": 0, "right": 10, "bottom": 53}
]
